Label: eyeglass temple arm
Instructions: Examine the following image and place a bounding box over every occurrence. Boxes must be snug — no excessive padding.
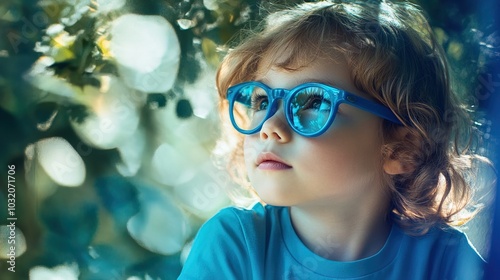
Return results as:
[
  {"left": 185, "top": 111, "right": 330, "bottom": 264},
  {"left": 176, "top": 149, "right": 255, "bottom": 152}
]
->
[{"left": 343, "top": 92, "right": 403, "bottom": 125}]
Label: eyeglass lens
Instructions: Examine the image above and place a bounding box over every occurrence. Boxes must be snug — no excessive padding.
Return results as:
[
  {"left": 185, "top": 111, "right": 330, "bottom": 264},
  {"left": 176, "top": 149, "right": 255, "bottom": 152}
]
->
[{"left": 232, "top": 84, "right": 335, "bottom": 134}]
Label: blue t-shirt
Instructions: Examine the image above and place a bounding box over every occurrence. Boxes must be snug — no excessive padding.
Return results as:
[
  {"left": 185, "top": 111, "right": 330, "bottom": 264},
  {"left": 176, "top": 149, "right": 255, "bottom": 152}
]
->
[{"left": 178, "top": 203, "right": 484, "bottom": 279}]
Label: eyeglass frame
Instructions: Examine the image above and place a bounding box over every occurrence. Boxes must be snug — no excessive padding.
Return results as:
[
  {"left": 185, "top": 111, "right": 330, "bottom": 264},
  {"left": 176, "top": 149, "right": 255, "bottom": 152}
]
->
[{"left": 226, "top": 81, "right": 403, "bottom": 137}]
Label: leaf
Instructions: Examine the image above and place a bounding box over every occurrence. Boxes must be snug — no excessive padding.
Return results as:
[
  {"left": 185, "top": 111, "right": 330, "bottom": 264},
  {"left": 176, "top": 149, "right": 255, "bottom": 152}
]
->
[
  {"left": 67, "top": 104, "right": 90, "bottom": 124},
  {"left": 201, "top": 37, "right": 220, "bottom": 67},
  {"left": 175, "top": 98, "right": 193, "bottom": 119},
  {"left": 35, "top": 102, "right": 59, "bottom": 131},
  {"left": 50, "top": 33, "right": 77, "bottom": 62},
  {"left": 147, "top": 93, "right": 168, "bottom": 108},
  {"left": 94, "top": 176, "right": 140, "bottom": 226},
  {"left": 40, "top": 194, "right": 98, "bottom": 247}
]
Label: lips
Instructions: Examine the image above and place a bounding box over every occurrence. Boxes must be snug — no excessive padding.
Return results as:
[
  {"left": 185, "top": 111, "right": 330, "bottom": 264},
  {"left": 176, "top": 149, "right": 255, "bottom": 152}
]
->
[{"left": 256, "top": 152, "right": 292, "bottom": 170}]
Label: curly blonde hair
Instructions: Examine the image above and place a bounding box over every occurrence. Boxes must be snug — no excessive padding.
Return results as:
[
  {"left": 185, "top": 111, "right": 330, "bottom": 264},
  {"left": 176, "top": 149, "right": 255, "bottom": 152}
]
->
[{"left": 214, "top": 0, "right": 485, "bottom": 234}]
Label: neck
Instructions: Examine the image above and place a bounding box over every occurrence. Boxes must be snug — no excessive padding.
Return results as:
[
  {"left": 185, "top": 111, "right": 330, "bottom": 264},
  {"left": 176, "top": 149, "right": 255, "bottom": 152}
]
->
[{"left": 289, "top": 198, "right": 391, "bottom": 261}]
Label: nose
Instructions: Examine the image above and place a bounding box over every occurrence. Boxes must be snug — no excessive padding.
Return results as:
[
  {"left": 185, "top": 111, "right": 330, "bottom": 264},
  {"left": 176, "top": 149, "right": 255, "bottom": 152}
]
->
[{"left": 259, "top": 104, "right": 292, "bottom": 142}]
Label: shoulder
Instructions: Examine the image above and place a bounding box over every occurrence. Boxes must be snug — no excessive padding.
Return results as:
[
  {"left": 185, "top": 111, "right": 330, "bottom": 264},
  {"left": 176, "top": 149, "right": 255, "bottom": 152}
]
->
[
  {"left": 424, "top": 225, "right": 484, "bottom": 261},
  {"left": 214, "top": 201, "right": 270, "bottom": 221},
  {"left": 435, "top": 226, "right": 485, "bottom": 279},
  {"left": 202, "top": 202, "right": 283, "bottom": 246},
  {"left": 178, "top": 203, "right": 279, "bottom": 279},
  {"left": 202, "top": 202, "right": 275, "bottom": 233},
  {"left": 400, "top": 224, "right": 485, "bottom": 279}
]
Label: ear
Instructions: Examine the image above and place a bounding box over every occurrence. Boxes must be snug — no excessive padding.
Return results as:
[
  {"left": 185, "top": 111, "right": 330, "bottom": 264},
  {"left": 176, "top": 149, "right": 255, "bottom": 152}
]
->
[
  {"left": 383, "top": 159, "right": 407, "bottom": 175},
  {"left": 382, "top": 127, "right": 416, "bottom": 175}
]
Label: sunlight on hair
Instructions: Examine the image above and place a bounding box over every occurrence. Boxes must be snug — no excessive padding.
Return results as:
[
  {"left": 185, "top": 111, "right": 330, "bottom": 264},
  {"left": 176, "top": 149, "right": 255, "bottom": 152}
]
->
[
  {"left": 343, "top": 4, "right": 361, "bottom": 17},
  {"left": 378, "top": 1, "right": 403, "bottom": 28}
]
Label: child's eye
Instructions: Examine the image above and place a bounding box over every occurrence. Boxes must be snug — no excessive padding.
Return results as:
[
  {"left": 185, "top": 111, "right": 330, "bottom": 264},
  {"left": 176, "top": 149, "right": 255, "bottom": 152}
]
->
[
  {"left": 302, "top": 93, "right": 331, "bottom": 112},
  {"left": 251, "top": 94, "right": 269, "bottom": 111}
]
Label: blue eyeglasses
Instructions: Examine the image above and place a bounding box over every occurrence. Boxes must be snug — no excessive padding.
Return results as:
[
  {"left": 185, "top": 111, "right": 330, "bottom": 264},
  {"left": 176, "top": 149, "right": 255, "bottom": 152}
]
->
[{"left": 227, "top": 81, "right": 402, "bottom": 137}]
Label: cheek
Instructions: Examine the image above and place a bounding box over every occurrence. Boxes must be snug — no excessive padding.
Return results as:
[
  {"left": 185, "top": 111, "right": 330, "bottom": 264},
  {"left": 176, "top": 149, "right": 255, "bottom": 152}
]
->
[
  {"left": 305, "top": 141, "right": 357, "bottom": 174},
  {"left": 243, "top": 136, "right": 259, "bottom": 168},
  {"left": 307, "top": 122, "right": 384, "bottom": 178},
  {"left": 309, "top": 144, "right": 381, "bottom": 196}
]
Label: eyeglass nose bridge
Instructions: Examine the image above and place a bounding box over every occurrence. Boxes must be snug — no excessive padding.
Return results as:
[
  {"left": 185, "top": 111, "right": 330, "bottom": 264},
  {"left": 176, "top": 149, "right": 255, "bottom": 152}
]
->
[
  {"left": 271, "top": 88, "right": 287, "bottom": 99},
  {"left": 265, "top": 88, "right": 288, "bottom": 120}
]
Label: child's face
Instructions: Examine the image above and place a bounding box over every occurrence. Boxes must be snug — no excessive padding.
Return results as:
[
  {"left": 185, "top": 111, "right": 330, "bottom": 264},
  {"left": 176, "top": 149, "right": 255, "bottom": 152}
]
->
[{"left": 243, "top": 56, "right": 389, "bottom": 208}]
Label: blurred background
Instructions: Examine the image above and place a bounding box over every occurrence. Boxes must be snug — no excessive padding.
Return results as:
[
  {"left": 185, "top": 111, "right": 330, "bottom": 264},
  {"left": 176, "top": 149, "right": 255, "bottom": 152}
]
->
[{"left": 0, "top": 0, "right": 498, "bottom": 279}]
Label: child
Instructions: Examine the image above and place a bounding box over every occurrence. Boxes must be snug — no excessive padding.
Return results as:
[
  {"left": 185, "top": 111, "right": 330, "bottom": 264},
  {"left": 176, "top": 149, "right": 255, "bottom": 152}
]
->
[{"left": 179, "top": 1, "right": 486, "bottom": 279}]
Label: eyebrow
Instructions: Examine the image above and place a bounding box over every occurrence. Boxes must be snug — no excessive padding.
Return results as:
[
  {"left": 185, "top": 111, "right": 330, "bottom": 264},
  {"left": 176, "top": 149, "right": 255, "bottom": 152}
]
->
[
  {"left": 301, "top": 78, "right": 339, "bottom": 86},
  {"left": 256, "top": 77, "right": 340, "bottom": 88},
  {"left": 255, "top": 76, "right": 376, "bottom": 103}
]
